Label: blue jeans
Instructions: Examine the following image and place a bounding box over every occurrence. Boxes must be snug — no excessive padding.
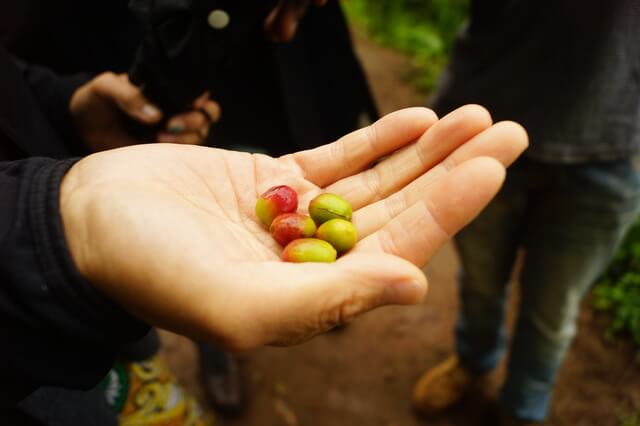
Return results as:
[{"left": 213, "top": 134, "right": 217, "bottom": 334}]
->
[{"left": 454, "top": 158, "right": 640, "bottom": 421}]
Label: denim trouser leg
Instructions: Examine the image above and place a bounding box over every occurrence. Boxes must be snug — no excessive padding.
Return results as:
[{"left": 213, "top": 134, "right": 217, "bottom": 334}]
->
[
  {"left": 455, "top": 170, "right": 527, "bottom": 374},
  {"left": 455, "top": 158, "right": 640, "bottom": 421},
  {"left": 498, "top": 160, "right": 640, "bottom": 421}
]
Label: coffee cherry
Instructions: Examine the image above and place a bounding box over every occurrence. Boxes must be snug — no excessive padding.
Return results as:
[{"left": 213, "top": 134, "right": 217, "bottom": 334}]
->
[
  {"left": 316, "top": 219, "right": 358, "bottom": 254},
  {"left": 255, "top": 185, "right": 298, "bottom": 227},
  {"left": 270, "top": 213, "right": 317, "bottom": 247},
  {"left": 282, "top": 238, "right": 337, "bottom": 263},
  {"left": 308, "top": 193, "right": 352, "bottom": 225}
]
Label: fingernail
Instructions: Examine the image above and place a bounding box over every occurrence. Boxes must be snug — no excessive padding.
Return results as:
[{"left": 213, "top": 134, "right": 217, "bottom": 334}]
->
[
  {"left": 142, "top": 104, "right": 161, "bottom": 119},
  {"left": 168, "top": 120, "right": 185, "bottom": 134}
]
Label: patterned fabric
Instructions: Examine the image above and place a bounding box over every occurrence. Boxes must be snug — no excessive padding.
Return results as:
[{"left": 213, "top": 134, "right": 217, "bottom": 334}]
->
[{"left": 100, "top": 356, "right": 213, "bottom": 426}]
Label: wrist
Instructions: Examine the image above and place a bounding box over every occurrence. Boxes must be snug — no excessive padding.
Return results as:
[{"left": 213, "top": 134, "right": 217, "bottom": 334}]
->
[{"left": 59, "top": 159, "right": 93, "bottom": 281}]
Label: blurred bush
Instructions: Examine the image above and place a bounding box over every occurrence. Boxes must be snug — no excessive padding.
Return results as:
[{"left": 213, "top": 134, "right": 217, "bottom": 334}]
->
[
  {"left": 342, "top": 0, "right": 469, "bottom": 92},
  {"left": 620, "top": 411, "right": 640, "bottom": 426},
  {"left": 593, "top": 218, "right": 640, "bottom": 354}
]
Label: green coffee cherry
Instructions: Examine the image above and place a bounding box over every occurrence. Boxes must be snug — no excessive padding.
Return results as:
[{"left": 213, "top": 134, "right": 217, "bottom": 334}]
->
[
  {"left": 316, "top": 219, "right": 358, "bottom": 254},
  {"left": 282, "top": 238, "right": 337, "bottom": 263},
  {"left": 308, "top": 193, "right": 353, "bottom": 225}
]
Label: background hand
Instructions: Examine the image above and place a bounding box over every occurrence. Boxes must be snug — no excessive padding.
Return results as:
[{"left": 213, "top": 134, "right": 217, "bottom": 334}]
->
[
  {"left": 70, "top": 72, "right": 220, "bottom": 151},
  {"left": 59, "top": 106, "right": 527, "bottom": 350},
  {"left": 264, "top": 0, "right": 328, "bottom": 42}
]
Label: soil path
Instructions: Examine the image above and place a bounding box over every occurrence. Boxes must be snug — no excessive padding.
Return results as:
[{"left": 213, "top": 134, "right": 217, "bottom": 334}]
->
[{"left": 159, "top": 32, "right": 640, "bottom": 426}]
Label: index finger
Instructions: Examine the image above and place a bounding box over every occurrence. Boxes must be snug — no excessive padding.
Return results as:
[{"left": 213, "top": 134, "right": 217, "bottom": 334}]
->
[{"left": 286, "top": 107, "right": 438, "bottom": 188}]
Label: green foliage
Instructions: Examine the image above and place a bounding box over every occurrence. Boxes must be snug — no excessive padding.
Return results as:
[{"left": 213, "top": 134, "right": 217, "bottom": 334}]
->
[
  {"left": 343, "top": 0, "right": 469, "bottom": 92},
  {"left": 620, "top": 411, "right": 640, "bottom": 426},
  {"left": 593, "top": 219, "right": 640, "bottom": 351}
]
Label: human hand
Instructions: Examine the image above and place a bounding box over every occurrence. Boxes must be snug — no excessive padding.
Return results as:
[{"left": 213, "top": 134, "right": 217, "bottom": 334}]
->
[
  {"left": 70, "top": 72, "right": 220, "bottom": 151},
  {"left": 264, "top": 0, "right": 327, "bottom": 42},
  {"left": 59, "top": 105, "right": 527, "bottom": 350}
]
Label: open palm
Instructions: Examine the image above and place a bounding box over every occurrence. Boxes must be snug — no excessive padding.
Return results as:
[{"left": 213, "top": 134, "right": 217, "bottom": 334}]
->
[{"left": 60, "top": 106, "right": 527, "bottom": 350}]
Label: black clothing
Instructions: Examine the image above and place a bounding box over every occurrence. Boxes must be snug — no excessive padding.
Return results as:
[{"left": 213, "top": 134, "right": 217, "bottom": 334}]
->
[
  {"left": 431, "top": 0, "right": 640, "bottom": 163},
  {"left": 176, "top": 0, "right": 379, "bottom": 153},
  {"left": 131, "top": 0, "right": 377, "bottom": 154},
  {"left": 128, "top": 0, "right": 279, "bottom": 116},
  {"left": 4, "top": 0, "right": 378, "bottom": 154},
  {"left": 0, "top": 47, "right": 148, "bottom": 409},
  {"left": 15, "top": 61, "right": 90, "bottom": 152},
  {"left": 14, "top": 386, "right": 117, "bottom": 426},
  {"left": 2, "top": 1, "right": 140, "bottom": 75},
  {"left": 270, "top": 1, "right": 379, "bottom": 151},
  {"left": 0, "top": 51, "right": 86, "bottom": 160},
  {"left": 129, "top": 0, "right": 378, "bottom": 147}
]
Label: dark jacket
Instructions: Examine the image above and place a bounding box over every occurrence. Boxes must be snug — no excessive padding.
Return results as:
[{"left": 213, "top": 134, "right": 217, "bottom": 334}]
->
[
  {"left": 0, "top": 47, "right": 147, "bottom": 423},
  {"left": 431, "top": 0, "right": 640, "bottom": 163},
  {"left": 4, "top": 0, "right": 378, "bottom": 155}
]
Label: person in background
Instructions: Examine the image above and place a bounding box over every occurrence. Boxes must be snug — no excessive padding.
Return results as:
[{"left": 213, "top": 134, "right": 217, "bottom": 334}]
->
[
  {"left": 2, "top": 0, "right": 377, "bottom": 416},
  {"left": 412, "top": 1, "right": 640, "bottom": 424}
]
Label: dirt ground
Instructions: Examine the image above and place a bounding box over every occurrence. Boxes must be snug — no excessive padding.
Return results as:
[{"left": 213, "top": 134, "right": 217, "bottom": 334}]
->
[{"left": 159, "top": 33, "right": 640, "bottom": 426}]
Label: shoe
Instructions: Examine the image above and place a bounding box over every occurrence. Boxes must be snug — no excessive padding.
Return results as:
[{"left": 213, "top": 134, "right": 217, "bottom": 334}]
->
[
  {"left": 412, "top": 355, "right": 477, "bottom": 416},
  {"left": 199, "top": 346, "right": 245, "bottom": 415}
]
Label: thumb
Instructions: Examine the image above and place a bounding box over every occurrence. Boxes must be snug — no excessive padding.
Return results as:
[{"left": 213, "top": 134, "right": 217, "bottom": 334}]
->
[
  {"left": 332, "top": 253, "right": 428, "bottom": 308},
  {"left": 92, "top": 72, "right": 163, "bottom": 124},
  {"left": 223, "top": 253, "right": 427, "bottom": 349}
]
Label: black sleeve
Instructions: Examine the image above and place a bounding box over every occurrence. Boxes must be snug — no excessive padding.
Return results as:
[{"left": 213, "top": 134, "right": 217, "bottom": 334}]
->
[
  {"left": 0, "top": 158, "right": 149, "bottom": 404},
  {"left": 128, "top": 0, "right": 277, "bottom": 116},
  {"left": 14, "top": 59, "right": 91, "bottom": 151}
]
